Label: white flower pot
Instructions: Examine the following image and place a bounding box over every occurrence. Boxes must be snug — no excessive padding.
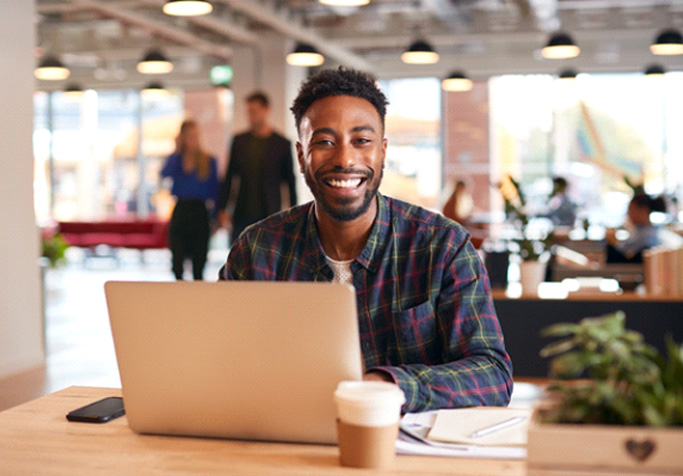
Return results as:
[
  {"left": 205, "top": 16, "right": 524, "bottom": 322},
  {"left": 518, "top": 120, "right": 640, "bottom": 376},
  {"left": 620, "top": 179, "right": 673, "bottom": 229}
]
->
[{"left": 519, "top": 260, "right": 546, "bottom": 295}]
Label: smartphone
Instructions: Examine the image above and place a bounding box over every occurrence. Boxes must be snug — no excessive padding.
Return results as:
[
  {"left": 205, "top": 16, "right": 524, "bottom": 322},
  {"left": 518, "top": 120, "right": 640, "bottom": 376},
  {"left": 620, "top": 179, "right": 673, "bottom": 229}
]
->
[{"left": 66, "top": 396, "right": 125, "bottom": 423}]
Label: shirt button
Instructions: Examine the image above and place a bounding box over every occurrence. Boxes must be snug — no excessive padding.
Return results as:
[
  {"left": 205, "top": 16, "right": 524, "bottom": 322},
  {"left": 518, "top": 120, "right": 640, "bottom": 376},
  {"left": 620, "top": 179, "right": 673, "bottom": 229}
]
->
[{"left": 363, "top": 341, "right": 371, "bottom": 351}]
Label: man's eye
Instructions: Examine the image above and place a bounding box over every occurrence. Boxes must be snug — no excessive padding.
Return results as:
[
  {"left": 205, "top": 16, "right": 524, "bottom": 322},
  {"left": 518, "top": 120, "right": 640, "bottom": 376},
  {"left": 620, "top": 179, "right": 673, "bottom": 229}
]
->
[
  {"left": 355, "top": 138, "right": 371, "bottom": 145},
  {"left": 315, "top": 139, "right": 334, "bottom": 146}
]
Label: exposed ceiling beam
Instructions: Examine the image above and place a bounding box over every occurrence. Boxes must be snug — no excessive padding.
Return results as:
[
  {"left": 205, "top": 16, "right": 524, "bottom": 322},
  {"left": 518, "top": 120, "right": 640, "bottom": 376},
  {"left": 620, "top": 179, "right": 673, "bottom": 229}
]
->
[
  {"left": 91, "top": 3, "right": 233, "bottom": 60},
  {"left": 188, "top": 14, "right": 259, "bottom": 45},
  {"left": 219, "top": 0, "right": 375, "bottom": 72},
  {"left": 38, "top": 1, "right": 233, "bottom": 60}
]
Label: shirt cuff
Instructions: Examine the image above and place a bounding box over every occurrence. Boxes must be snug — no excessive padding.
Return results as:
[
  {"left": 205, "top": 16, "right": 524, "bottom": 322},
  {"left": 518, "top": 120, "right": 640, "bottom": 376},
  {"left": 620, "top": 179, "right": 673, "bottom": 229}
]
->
[{"left": 367, "top": 365, "right": 419, "bottom": 413}]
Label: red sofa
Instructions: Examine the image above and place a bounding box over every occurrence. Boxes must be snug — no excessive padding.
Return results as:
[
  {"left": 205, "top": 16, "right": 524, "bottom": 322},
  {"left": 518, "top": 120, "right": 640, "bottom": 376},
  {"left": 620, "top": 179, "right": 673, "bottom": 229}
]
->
[{"left": 58, "top": 218, "right": 169, "bottom": 251}]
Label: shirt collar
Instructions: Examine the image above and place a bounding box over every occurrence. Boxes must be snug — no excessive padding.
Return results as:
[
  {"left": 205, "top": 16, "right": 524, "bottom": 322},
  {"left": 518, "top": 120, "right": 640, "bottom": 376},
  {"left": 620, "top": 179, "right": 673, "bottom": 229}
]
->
[{"left": 302, "top": 194, "right": 391, "bottom": 276}]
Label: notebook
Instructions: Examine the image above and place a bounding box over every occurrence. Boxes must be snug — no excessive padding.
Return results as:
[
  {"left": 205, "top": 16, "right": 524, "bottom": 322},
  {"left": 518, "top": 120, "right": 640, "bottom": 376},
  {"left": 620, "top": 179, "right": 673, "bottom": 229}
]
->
[{"left": 104, "top": 280, "right": 363, "bottom": 444}]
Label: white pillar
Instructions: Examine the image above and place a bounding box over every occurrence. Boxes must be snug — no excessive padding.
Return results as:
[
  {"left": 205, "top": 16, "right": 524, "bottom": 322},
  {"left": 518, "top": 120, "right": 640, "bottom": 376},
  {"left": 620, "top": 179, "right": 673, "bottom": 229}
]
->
[{"left": 0, "top": 1, "right": 45, "bottom": 378}]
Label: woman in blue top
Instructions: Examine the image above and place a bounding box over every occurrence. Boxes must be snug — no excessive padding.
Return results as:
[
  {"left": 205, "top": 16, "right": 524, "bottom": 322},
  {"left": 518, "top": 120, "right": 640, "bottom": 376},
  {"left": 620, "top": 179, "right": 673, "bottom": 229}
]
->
[{"left": 161, "top": 120, "right": 219, "bottom": 280}]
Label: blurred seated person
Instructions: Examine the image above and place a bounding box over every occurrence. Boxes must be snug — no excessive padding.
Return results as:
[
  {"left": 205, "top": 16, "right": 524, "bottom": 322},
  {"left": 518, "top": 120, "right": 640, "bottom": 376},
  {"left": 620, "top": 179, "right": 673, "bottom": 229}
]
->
[
  {"left": 606, "top": 193, "right": 667, "bottom": 263},
  {"left": 442, "top": 179, "right": 473, "bottom": 225},
  {"left": 543, "top": 177, "right": 577, "bottom": 227}
]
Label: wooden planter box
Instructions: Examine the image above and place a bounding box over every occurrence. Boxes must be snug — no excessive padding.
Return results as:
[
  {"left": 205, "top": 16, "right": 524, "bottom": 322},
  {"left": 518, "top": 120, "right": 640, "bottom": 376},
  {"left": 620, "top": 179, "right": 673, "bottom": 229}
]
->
[{"left": 528, "top": 416, "right": 683, "bottom": 476}]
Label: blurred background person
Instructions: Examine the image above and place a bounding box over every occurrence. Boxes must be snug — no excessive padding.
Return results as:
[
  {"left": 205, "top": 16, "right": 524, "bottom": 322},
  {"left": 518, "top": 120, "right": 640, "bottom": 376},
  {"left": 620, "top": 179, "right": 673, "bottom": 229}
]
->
[
  {"left": 160, "top": 119, "right": 219, "bottom": 280},
  {"left": 441, "top": 179, "right": 473, "bottom": 225},
  {"left": 217, "top": 91, "right": 297, "bottom": 245},
  {"left": 543, "top": 176, "right": 577, "bottom": 227},
  {"left": 605, "top": 193, "right": 670, "bottom": 263}
]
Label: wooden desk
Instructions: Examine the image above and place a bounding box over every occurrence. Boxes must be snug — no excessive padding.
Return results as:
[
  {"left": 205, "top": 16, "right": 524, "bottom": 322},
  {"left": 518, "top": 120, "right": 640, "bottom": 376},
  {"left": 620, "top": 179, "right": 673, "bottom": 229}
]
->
[{"left": 0, "top": 386, "right": 526, "bottom": 476}]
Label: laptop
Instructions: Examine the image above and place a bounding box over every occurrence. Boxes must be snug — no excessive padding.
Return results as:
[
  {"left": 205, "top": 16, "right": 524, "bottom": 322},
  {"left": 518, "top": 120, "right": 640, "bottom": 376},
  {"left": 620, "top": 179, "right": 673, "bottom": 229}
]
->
[{"left": 104, "top": 280, "right": 363, "bottom": 444}]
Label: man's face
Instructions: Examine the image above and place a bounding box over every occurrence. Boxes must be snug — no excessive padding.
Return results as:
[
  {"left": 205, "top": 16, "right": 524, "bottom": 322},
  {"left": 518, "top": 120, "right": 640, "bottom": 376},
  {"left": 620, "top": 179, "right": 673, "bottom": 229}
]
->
[
  {"left": 246, "top": 100, "right": 269, "bottom": 130},
  {"left": 296, "top": 95, "right": 387, "bottom": 222}
]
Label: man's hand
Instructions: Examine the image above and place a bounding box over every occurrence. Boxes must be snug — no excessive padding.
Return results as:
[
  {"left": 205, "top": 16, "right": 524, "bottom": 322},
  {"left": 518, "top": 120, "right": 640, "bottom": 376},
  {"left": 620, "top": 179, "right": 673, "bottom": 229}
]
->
[
  {"left": 218, "top": 210, "right": 233, "bottom": 230},
  {"left": 363, "top": 371, "right": 393, "bottom": 383}
]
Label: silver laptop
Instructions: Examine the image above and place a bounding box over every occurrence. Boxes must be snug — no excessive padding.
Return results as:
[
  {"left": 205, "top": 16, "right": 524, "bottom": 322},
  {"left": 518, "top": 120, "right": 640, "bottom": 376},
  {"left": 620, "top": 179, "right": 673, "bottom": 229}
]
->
[{"left": 104, "top": 280, "right": 363, "bottom": 444}]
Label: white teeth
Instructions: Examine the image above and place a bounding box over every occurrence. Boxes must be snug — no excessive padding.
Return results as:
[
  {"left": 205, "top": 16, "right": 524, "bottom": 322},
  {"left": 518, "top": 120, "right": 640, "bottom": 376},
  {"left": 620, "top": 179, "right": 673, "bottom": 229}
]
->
[{"left": 327, "top": 178, "right": 361, "bottom": 188}]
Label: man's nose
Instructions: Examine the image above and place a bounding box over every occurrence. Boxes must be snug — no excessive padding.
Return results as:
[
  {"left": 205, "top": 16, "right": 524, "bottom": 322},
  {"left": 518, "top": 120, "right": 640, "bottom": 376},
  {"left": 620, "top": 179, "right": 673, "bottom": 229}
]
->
[{"left": 332, "top": 141, "right": 357, "bottom": 169}]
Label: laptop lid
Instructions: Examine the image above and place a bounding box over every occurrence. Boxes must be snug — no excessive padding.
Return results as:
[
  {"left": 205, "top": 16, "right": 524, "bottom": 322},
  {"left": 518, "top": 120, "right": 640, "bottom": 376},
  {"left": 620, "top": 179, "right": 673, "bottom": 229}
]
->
[{"left": 104, "top": 280, "right": 363, "bottom": 444}]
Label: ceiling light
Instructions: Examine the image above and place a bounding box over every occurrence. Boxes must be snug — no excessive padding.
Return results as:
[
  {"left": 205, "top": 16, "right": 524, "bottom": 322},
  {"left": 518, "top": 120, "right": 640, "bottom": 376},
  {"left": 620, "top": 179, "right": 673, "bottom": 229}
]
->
[
  {"left": 558, "top": 69, "right": 577, "bottom": 80},
  {"left": 141, "top": 82, "right": 170, "bottom": 100},
  {"left": 63, "top": 83, "right": 85, "bottom": 99},
  {"left": 137, "top": 49, "right": 173, "bottom": 74},
  {"left": 319, "top": 0, "right": 370, "bottom": 5},
  {"left": 644, "top": 64, "right": 665, "bottom": 76},
  {"left": 650, "top": 29, "right": 683, "bottom": 55},
  {"left": 542, "top": 33, "right": 580, "bottom": 59},
  {"left": 401, "top": 39, "right": 439, "bottom": 65},
  {"left": 163, "top": 0, "right": 213, "bottom": 16},
  {"left": 286, "top": 43, "right": 325, "bottom": 67},
  {"left": 441, "top": 71, "right": 473, "bottom": 92},
  {"left": 34, "top": 56, "right": 70, "bottom": 81}
]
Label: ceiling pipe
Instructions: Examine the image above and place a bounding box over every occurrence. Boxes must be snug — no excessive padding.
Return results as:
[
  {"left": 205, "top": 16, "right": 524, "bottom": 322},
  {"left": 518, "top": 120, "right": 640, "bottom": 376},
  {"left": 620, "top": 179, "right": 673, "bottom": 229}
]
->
[{"left": 219, "top": 0, "right": 374, "bottom": 72}]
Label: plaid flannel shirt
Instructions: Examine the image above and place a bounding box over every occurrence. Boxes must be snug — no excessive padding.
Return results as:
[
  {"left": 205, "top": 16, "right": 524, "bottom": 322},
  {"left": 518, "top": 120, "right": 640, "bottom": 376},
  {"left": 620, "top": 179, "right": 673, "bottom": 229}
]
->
[{"left": 219, "top": 194, "right": 513, "bottom": 412}]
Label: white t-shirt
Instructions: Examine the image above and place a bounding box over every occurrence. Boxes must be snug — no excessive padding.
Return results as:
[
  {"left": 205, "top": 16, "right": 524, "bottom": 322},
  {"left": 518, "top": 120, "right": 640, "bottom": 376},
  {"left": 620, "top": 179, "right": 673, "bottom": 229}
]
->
[{"left": 327, "top": 256, "right": 354, "bottom": 285}]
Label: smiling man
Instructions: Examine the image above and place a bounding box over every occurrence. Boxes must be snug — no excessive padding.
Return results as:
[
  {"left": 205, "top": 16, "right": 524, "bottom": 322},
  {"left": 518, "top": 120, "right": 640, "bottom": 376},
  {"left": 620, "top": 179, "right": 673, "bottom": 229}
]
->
[{"left": 219, "top": 67, "right": 512, "bottom": 413}]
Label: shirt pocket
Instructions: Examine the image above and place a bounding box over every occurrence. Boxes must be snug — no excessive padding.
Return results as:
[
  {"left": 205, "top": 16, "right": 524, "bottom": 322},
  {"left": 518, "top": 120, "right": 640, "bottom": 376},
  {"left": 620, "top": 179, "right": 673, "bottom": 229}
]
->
[{"left": 387, "top": 300, "right": 440, "bottom": 365}]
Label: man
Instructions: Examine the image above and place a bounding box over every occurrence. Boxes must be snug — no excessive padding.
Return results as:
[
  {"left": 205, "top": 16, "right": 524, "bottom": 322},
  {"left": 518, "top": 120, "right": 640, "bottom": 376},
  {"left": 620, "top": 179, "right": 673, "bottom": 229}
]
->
[
  {"left": 220, "top": 68, "right": 512, "bottom": 413},
  {"left": 217, "top": 91, "right": 298, "bottom": 244},
  {"left": 544, "top": 177, "right": 577, "bottom": 227}
]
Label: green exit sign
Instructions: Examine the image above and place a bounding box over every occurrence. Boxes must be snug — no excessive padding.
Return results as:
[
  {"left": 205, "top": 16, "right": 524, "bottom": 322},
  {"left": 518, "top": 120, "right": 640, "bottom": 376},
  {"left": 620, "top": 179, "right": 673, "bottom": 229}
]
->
[{"left": 210, "top": 65, "right": 234, "bottom": 86}]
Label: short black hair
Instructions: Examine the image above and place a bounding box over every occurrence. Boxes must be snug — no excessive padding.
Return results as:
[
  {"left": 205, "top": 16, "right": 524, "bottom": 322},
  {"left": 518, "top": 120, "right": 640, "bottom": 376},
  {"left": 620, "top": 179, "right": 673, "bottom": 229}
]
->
[
  {"left": 290, "top": 67, "right": 389, "bottom": 132},
  {"left": 631, "top": 193, "right": 666, "bottom": 213},
  {"left": 246, "top": 91, "right": 270, "bottom": 108}
]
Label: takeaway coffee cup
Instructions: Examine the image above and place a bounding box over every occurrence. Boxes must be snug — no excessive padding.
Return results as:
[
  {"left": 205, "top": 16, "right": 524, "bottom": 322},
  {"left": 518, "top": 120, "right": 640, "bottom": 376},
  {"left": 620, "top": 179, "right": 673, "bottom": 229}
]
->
[{"left": 334, "top": 381, "right": 406, "bottom": 469}]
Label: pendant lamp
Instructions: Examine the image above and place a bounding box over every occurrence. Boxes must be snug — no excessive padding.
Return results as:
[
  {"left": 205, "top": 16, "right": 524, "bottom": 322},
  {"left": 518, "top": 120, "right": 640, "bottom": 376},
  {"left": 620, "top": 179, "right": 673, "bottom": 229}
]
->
[
  {"left": 401, "top": 39, "right": 439, "bottom": 64},
  {"left": 163, "top": 0, "right": 213, "bottom": 16},
  {"left": 137, "top": 49, "right": 173, "bottom": 74},
  {"left": 35, "top": 56, "right": 70, "bottom": 81},
  {"left": 441, "top": 71, "right": 473, "bottom": 92},
  {"left": 141, "top": 82, "right": 170, "bottom": 100},
  {"left": 650, "top": 29, "right": 683, "bottom": 55},
  {"left": 63, "top": 83, "right": 85, "bottom": 99},
  {"left": 644, "top": 64, "right": 665, "bottom": 76},
  {"left": 558, "top": 69, "right": 577, "bottom": 80},
  {"left": 286, "top": 43, "right": 325, "bottom": 67},
  {"left": 319, "top": 0, "right": 370, "bottom": 5},
  {"left": 542, "top": 33, "right": 580, "bottom": 59}
]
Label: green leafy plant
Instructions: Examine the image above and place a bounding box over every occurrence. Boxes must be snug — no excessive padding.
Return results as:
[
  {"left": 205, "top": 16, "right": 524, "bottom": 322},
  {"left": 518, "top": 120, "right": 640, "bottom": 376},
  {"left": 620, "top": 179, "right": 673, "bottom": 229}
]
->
[
  {"left": 498, "top": 175, "right": 553, "bottom": 261},
  {"left": 42, "top": 232, "right": 70, "bottom": 268},
  {"left": 539, "top": 311, "right": 683, "bottom": 427}
]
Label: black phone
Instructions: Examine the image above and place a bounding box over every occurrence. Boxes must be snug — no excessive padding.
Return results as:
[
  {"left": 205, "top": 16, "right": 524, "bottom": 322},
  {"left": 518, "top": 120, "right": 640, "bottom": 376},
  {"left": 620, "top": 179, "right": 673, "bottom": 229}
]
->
[{"left": 66, "top": 396, "right": 125, "bottom": 423}]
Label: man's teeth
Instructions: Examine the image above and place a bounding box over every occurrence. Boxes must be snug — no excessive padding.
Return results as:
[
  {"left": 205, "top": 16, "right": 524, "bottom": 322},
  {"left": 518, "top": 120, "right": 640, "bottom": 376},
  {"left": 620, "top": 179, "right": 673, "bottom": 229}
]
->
[{"left": 328, "top": 178, "right": 361, "bottom": 188}]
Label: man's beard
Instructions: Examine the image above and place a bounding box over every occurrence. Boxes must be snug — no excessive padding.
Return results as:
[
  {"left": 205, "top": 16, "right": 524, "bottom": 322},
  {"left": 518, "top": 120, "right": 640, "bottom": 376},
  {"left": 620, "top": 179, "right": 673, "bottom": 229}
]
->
[{"left": 304, "top": 167, "right": 382, "bottom": 222}]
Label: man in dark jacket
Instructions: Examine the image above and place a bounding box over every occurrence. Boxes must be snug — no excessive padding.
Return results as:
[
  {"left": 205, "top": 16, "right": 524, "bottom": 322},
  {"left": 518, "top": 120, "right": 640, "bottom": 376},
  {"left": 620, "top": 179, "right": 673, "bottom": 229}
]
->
[{"left": 218, "top": 91, "right": 298, "bottom": 244}]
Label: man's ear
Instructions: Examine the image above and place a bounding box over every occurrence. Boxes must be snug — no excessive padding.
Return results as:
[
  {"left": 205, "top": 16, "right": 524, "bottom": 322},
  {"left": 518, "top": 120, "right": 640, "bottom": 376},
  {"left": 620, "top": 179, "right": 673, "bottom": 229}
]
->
[
  {"left": 295, "top": 142, "right": 305, "bottom": 173},
  {"left": 381, "top": 137, "right": 388, "bottom": 168}
]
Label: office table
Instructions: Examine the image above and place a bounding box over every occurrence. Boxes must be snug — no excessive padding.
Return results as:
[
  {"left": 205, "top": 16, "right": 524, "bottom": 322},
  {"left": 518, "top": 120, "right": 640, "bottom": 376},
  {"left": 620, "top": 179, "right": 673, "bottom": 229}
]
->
[{"left": 0, "top": 386, "right": 526, "bottom": 475}]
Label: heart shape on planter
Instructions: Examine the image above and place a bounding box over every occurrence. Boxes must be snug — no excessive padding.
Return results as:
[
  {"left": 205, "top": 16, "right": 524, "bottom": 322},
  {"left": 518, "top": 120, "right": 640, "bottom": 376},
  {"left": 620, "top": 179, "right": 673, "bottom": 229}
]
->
[{"left": 625, "top": 439, "right": 656, "bottom": 462}]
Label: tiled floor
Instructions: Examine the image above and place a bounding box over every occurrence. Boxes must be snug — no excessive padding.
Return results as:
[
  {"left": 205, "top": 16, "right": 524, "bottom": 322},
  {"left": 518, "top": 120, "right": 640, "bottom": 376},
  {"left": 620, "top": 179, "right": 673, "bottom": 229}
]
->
[{"left": 1, "top": 243, "right": 540, "bottom": 411}]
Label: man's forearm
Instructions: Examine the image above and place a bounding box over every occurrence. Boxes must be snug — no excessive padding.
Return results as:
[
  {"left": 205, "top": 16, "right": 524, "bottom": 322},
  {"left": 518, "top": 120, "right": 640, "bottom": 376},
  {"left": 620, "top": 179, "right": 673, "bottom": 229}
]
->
[{"left": 369, "top": 354, "right": 512, "bottom": 413}]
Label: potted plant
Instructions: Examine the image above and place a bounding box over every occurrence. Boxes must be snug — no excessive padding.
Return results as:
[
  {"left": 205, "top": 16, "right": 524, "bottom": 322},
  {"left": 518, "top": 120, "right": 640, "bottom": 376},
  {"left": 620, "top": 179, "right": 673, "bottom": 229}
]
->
[
  {"left": 498, "top": 175, "right": 553, "bottom": 294},
  {"left": 527, "top": 311, "right": 683, "bottom": 475},
  {"left": 41, "top": 230, "right": 70, "bottom": 268}
]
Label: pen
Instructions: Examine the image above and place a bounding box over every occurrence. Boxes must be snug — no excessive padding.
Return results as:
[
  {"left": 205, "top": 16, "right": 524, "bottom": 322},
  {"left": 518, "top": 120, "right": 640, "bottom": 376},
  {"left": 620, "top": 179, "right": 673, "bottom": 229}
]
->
[{"left": 468, "top": 416, "right": 526, "bottom": 439}]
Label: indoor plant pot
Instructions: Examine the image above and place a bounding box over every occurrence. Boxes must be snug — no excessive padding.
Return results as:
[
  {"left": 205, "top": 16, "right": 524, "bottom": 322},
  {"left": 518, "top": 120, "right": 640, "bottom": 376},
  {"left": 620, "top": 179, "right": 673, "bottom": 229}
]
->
[
  {"left": 527, "top": 311, "right": 683, "bottom": 475},
  {"left": 519, "top": 260, "right": 547, "bottom": 295}
]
